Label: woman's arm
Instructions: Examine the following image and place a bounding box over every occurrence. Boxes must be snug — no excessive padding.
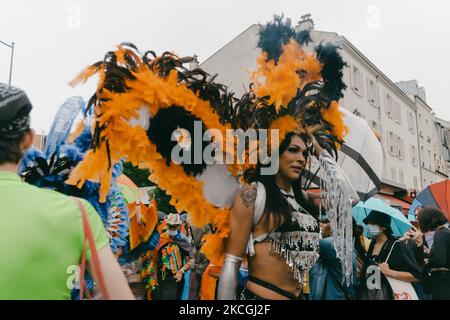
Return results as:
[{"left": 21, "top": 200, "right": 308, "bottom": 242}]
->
[
  {"left": 379, "top": 241, "right": 422, "bottom": 283},
  {"left": 87, "top": 245, "right": 134, "bottom": 299},
  {"left": 379, "top": 261, "right": 418, "bottom": 282},
  {"left": 217, "top": 184, "right": 255, "bottom": 300},
  {"left": 180, "top": 257, "right": 192, "bottom": 274},
  {"left": 225, "top": 184, "right": 256, "bottom": 257},
  {"left": 175, "top": 257, "right": 192, "bottom": 282},
  {"left": 380, "top": 264, "right": 419, "bottom": 282}
]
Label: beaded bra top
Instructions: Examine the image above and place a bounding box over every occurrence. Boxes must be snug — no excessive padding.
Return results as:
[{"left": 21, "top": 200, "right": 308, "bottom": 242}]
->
[{"left": 265, "top": 188, "right": 320, "bottom": 284}]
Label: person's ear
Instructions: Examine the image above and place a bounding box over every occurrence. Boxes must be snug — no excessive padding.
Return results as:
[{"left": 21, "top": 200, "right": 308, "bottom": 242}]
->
[{"left": 21, "top": 128, "right": 35, "bottom": 151}]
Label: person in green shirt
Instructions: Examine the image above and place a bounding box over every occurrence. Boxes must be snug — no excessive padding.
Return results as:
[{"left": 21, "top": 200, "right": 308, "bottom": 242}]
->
[{"left": 0, "top": 83, "right": 133, "bottom": 299}]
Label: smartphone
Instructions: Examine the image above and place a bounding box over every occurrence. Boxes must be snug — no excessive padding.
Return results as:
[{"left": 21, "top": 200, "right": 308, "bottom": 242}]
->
[{"left": 411, "top": 221, "right": 419, "bottom": 229}]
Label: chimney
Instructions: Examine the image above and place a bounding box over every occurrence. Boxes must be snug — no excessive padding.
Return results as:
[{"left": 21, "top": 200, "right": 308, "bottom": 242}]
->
[
  {"left": 418, "top": 87, "right": 426, "bottom": 103},
  {"left": 295, "top": 14, "right": 314, "bottom": 32},
  {"left": 395, "top": 79, "right": 426, "bottom": 102}
]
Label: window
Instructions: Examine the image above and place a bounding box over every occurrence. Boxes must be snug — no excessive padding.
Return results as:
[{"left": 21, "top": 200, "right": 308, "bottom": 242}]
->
[
  {"left": 385, "top": 93, "right": 393, "bottom": 119},
  {"left": 394, "top": 100, "right": 402, "bottom": 124},
  {"left": 394, "top": 134, "right": 399, "bottom": 157},
  {"left": 421, "top": 145, "right": 425, "bottom": 166},
  {"left": 388, "top": 132, "right": 395, "bottom": 155},
  {"left": 429, "top": 150, "right": 432, "bottom": 170},
  {"left": 399, "top": 169, "right": 404, "bottom": 184},
  {"left": 397, "top": 136, "right": 405, "bottom": 159},
  {"left": 391, "top": 168, "right": 397, "bottom": 181},
  {"left": 408, "top": 111, "right": 416, "bottom": 134},
  {"left": 352, "top": 66, "right": 363, "bottom": 95},
  {"left": 413, "top": 177, "right": 418, "bottom": 190},
  {"left": 424, "top": 179, "right": 427, "bottom": 187},
  {"left": 368, "top": 79, "right": 378, "bottom": 106},
  {"left": 419, "top": 114, "right": 423, "bottom": 137},
  {"left": 411, "top": 145, "right": 418, "bottom": 166}
]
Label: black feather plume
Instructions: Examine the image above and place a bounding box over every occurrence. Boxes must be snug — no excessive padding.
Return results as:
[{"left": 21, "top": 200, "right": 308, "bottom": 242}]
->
[
  {"left": 315, "top": 43, "right": 348, "bottom": 101},
  {"left": 257, "top": 14, "right": 296, "bottom": 63}
]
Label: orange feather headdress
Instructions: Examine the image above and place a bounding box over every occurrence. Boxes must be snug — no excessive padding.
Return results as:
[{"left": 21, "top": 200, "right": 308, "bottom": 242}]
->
[{"left": 66, "top": 15, "right": 350, "bottom": 264}]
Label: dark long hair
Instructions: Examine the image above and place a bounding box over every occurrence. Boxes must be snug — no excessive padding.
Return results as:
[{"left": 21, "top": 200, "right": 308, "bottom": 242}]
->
[
  {"left": 251, "top": 132, "right": 319, "bottom": 229},
  {"left": 0, "top": 134, "right": 26, "bottom": 165},
  {"left": 418, "top": 206, "right": 448, "bottom": 232}
]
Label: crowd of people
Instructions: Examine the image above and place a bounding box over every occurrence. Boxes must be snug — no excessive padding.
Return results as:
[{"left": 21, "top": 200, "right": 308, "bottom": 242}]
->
[
  {"left": 1, "top": 15, "right": 449, "bottom": 301},
  {"left": 1, "top": 82, "right": 449, "bottom": 300},
  {"left": 310, "top": 207, "right": 450, "bottom": 300},
  {"left": 145, "top": 206, "right": 450, "bottom": 301}
]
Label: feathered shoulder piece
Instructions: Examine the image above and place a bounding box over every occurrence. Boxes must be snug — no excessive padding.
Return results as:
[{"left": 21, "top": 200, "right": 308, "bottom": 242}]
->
[{"left": 67, "top": 44, "right": 242, "bottom": 264}]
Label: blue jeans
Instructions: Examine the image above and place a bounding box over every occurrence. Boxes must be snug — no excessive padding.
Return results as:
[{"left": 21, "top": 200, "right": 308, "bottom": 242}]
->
[{"left": 309, "top": 237, "right": 358, "bottom": 300}]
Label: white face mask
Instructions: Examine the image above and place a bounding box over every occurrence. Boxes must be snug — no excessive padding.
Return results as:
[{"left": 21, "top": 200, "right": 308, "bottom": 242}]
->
[
  {"left": 168, "top": 230, "right": 179, "bottom": 238},
  {"left": 367, "top": 224, "right": 382, "bottom": 238}
]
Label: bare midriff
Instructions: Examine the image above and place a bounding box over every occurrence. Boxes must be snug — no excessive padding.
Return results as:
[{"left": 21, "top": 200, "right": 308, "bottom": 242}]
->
[{"left": 247, "top": 241, "right": 303, "bottom": 300}]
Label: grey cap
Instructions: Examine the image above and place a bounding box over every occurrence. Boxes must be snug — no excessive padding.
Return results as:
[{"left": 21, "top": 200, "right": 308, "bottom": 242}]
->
[{"left": 0, "top": 83, "right": 32, "bottom": 138}]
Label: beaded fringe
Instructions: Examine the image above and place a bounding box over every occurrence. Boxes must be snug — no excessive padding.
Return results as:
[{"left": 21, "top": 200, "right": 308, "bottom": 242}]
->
[
  {"left": 269, "top": 234, "right": 319, "bottom": 284},
  {"left": 319, "top": 153, "right": 354, "bottom": 286}
]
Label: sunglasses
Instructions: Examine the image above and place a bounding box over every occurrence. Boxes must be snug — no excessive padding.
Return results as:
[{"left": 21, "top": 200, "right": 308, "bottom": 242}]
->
[{"left": 167, "top": 224, "right": 180, "bottom": 230}]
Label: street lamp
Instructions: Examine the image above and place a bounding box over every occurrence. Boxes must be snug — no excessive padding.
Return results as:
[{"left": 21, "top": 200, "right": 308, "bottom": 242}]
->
[{"left": 0, "top": 40, "right": 15, "bottom": 85}]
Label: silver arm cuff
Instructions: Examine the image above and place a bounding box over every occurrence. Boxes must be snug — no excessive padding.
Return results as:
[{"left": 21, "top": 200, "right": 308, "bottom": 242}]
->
[{"left": 217, "top": 254, "right": 243, "bottom": 300}]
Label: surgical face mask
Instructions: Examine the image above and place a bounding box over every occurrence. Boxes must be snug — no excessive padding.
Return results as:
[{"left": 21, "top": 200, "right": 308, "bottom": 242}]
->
[
  {"left": 367, "top": 224, "right": 382, "bottom": 238},
  {"left": 168, "top": 230, "right": 179, "bottom": 238}
]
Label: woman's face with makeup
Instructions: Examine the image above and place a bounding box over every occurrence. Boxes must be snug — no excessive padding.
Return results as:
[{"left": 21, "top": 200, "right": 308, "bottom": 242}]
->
[{"left": 278, "top": 134, "right": 308, "bottom": 182}]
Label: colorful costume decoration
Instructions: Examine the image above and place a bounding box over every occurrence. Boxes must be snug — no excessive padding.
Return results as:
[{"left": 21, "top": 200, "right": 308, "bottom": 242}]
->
[
  {"left": 66, "top": 15, "right": 356, "bottom": 289},
  {"left": 140, "top": 218, "right": 192, "bottom": 299},
  {"left": 19, "top": 97, "right": 159, "bottom": 298},
  {"left": 20, "top": 97, "right": 130, "bottom": 254}
]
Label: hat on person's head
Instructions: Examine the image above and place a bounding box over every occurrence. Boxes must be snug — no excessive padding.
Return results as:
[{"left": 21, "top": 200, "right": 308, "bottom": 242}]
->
[
  {"left": 165, "top": 213, "right": 182, "bottom": 226},
  {"left": 363, "top": 210, "right": 391, "bottom": 229},
  {"left": 0, "top": 83, "right": 33, "bottom": 138}
]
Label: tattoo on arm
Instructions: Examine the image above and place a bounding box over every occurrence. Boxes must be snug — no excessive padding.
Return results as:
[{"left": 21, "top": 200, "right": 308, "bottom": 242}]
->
[{"left": 240, "top": 185, "right": 257, "bottom": 209}]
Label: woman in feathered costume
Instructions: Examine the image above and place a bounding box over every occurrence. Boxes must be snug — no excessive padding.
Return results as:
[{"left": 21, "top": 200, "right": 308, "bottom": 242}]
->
[
  {"left": 66, "top": 15, "right": 359, "bottom": 300},
  {"left": 215, "top": 16, "right": 359, "bottom": 300}
]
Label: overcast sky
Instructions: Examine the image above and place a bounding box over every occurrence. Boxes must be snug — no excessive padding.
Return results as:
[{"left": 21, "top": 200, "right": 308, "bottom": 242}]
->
[{"left": 1, "top": 0, "right": 449, "bottom": 132}]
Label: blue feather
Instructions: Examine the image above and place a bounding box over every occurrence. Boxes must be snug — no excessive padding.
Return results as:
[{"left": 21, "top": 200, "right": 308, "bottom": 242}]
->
[
  {"left": 73, "top": 125, "right": 93, "bottom": 154},
  {"left": 44, "top": 96, "right": 85, "bottom": 158},
  {"left": 19, "top": 147, "right": 43, "bottom": 174},
  {"left": 59, "top": 144, "right": 84, "bottom": 163}
]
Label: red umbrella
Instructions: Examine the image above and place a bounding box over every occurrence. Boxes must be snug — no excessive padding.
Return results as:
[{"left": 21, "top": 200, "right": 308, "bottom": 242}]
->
[
  {"left": 429, "top": 180, "right": 450, "bottom": 216},
  {"left": 408, "top": 180, "right": 450, "bottom": 220}
]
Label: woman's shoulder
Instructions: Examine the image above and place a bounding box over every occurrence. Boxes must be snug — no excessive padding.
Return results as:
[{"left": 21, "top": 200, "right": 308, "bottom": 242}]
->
[
  {"left": 435, "top": 225, "right": 450, "bottom": 240},
  {"left": 234, "top": 183, "right": 258, "bottom": 209}
]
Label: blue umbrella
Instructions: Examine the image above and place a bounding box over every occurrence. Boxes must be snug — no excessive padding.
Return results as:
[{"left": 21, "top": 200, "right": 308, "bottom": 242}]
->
[
  {"left": 352, "top": 198, "right": 413, "bottom": 238},
  {"left": 408, "top": 198, "right": 426, "bottom": 221}
]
